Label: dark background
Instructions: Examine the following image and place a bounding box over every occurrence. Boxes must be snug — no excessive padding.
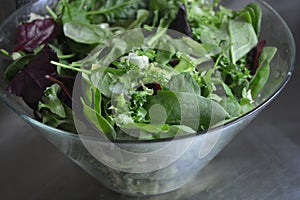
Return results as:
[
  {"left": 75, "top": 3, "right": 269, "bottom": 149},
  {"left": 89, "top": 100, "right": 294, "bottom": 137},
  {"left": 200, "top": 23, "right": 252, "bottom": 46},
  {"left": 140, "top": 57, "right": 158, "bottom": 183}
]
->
[{"left": 0, "top": 0, "right": 299, "bottom": 199}]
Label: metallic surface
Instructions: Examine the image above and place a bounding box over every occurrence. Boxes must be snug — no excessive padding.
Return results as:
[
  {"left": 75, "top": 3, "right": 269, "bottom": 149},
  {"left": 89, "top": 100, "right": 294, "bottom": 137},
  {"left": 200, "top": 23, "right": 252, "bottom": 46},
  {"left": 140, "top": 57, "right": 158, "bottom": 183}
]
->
[{"left": 0, "top": 0, "right": 299, "bottom": 199}]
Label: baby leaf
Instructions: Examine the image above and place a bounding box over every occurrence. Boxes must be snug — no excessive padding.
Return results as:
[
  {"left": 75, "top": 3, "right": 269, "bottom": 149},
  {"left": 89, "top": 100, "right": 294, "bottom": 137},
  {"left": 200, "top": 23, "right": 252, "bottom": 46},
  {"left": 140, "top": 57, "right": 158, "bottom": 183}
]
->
[
  {"left": 14, "top": 19, "right": 58, "bottom": 52},
  {"left": 4, "top": 54, "right": 34, "bottom": 80},
  {"left": 240, "top": 3, "right": 262, "bottom": 35},
  {"left": 169, "top": 4, "right": 192, "bottom": 37},
  {"left": 63, "top": 21, "right": 112, "bottom": 44},
  {"left": 166, "top": 72, "right": 201, "bottom": 95},
  {"left": 81, "top": 97, "right": 117, "bottom": 139},
  {"left": 229, "top": 20, "right": 258, "bottom": 63},
  {"left": 250, "top": 46, "right": 277, "bottom": 97},
  {"left": 7, "top": 45, "right": 58, "bottom": 105},
  {"left": 38, "top": 84, "right": 66, "bottom": 118}
]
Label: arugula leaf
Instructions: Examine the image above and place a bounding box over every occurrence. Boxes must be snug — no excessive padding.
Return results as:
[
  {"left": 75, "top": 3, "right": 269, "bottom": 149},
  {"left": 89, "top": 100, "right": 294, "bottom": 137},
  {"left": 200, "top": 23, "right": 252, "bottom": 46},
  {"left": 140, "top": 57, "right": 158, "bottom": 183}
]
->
[
  {"left": 38, "top": 84, "right": 66, "bottom": 118},
  {"left": 38, "top": 84, "right": 75, "bottom": 131},
  {"left": 39, "top": 108, "right": 72, "bottom": 130},
  {"left": 130, "top": 90, "right": 151, "bottom": 122}
]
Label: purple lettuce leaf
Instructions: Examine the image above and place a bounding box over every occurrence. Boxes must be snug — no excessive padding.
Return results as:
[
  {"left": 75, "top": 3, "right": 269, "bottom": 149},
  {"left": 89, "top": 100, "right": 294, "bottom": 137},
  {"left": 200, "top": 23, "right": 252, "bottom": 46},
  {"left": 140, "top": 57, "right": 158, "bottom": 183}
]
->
[
  {"left": 13, "top": 18, "right": 59, "bottom": 52},
  {"left": 169, "top": 4, "right": 192, "bottom": 38},
  {"left": 247, "top": 40, "right": 266, "bottom": 75},
  {"left": 7, "top": 45, "right": 58, "bottom": 106}
]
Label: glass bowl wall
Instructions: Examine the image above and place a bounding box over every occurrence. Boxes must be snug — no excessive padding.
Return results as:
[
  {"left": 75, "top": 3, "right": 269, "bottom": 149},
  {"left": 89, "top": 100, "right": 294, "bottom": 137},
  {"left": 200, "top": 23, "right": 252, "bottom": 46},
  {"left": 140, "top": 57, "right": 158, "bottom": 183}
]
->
[{"left": 0, "top": 0, "right": 295, "bottom": 196}]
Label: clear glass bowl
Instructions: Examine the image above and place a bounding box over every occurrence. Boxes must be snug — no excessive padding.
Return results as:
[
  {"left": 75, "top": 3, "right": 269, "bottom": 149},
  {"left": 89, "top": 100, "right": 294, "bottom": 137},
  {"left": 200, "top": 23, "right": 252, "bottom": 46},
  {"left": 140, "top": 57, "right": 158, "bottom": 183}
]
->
[{"left": 0, "top": 0, "right": 295, "bottom": 196}]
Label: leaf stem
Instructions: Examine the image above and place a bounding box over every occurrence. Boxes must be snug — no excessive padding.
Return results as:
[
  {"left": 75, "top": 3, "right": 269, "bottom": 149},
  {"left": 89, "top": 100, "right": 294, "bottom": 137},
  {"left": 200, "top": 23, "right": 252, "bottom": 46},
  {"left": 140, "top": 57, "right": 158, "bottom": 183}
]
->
[
  {"left": 58, "top": 54, "right": 76, "bottom": 60},
  {"left": 0, "top": 49, "right": 10, "bottom": 57},
  {"left": 45, "top": 75, "right": 72, "bottom": 100},
  {"left": 51, "top": 61, "right": 91, "bottom": 74},
  {"left": 214, "top": 53, "right": 223, "bottom": 68},
  {"left": 46, "top": 5, "right": 58, "bottom": 21}
]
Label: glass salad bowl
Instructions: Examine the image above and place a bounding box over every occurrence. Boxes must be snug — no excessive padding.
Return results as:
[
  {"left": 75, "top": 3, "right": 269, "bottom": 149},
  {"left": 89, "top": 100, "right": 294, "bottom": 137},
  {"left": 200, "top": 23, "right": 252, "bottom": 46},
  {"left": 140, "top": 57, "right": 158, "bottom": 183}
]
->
[{"left": 0, "top": 0, "right": 295, "bottom": 196}]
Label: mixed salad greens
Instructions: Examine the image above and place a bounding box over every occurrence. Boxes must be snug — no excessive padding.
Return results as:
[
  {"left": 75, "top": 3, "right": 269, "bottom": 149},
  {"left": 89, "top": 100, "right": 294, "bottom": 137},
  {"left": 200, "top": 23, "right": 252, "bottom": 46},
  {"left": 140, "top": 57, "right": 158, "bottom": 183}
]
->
[{"left": 1, "top": 0, "right": 277, "bottom": 140}]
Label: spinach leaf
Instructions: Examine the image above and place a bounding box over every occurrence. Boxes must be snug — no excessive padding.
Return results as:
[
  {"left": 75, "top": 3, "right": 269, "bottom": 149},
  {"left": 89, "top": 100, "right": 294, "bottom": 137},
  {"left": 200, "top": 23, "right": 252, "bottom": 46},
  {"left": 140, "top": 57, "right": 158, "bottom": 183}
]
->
[
  {"left": 211, "top": 77, "right": 243, "bottom": 117},
  {"left": 220, "top": 98, "right": 241, "bottom": 117},
  {"left": 174, "top": 36, "right": 209, "bottom": 58},
  {"left": 229, "top": 20, "right": 258, "bottom": 63},
  {"left": 159, "top": 36, "right": 211, "bottom": 72},
  {"left": 240, "top": 3, "right": 262, "bottom": 36},
  {"left": 93, "top": 28, "right": 145, "bottom": 68},
  {"left": 120, "top": 123, "right": 169, "bottom": 135},
  {"left": 91, "top": 70, "right": 116, "bottom": 97},
  {"left": 66, "top": 38, "right": 98, "bottom": 56},
  {"left": 58, "top": 0, "right": 91, "bottom": 24},
  {"left": 196, "top": 94, "right": 229, "bottom": 130},
  {"left": 250, "top": 46, "right": 277, "bottom": 97},
  {"left": 200, "top": 25, "right": 229, "bottom": 48},
  {"left": 145, "top": 90, "right": 228, "bottom": 131},
  {"left": 166, "top": 72, "right": 201, "bottom": 96},
  {"left": 56, "top": 0, "right": 144, "bottom": 46},
  {"left": 151, "top": 124, "right": 196, "bottom": 139},
  {"left": 4, "top": 54, "right": 34, "bottom": 80},
  {"left": 81, "top": 97, "right": 117, "bottom": 139},
  {"left": 120, "top": 123, "right": 196, "bottom": 139},
  {"left": 144, "top": 90, "right": 181, "bottom": 125},
  {"left": 85, "top": 0, "right": 145, "bottom": 23},
  {"left": 63, "top": 21, "right": 113, "bottom": 44}
]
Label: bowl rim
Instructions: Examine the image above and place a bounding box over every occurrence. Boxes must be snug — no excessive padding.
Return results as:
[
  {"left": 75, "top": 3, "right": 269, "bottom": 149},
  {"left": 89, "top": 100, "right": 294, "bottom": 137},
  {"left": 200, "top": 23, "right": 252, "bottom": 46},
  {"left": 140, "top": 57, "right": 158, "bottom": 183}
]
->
[{"left": 0, "top": 0, "right": 296, "bottom": 144}]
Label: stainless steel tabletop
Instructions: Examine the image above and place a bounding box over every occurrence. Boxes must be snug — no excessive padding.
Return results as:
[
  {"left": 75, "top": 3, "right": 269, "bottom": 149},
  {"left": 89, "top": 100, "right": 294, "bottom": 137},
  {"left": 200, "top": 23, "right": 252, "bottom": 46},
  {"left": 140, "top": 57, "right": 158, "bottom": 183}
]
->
[{"left": 0, "top": 0, "right": 299, "bottom": 199}]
